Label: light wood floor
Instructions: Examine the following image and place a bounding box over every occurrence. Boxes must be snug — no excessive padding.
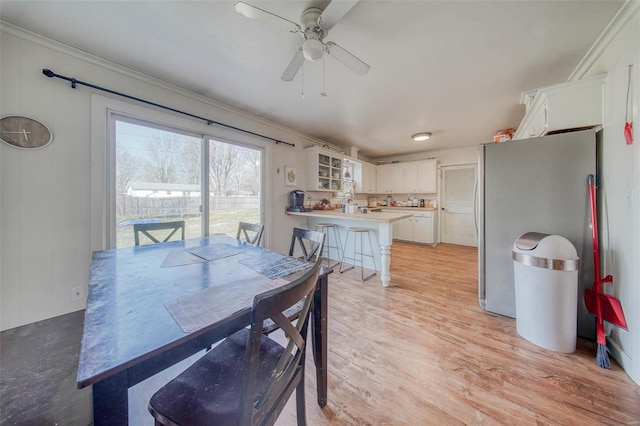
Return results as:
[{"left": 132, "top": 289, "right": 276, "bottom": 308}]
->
[
  {"left": 273, "top": 242, "right": 640, "bottom": 425},
  {"left": 128, "top": 242, "right": 640, "bottom": 425},
  {"left": 5, "top": 242, "right": 638, "bottom": 425}
]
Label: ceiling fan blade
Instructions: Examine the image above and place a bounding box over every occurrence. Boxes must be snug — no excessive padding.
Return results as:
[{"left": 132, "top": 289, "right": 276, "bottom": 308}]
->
[
  {"left": 234, "top": 2, "right": 301, "bottom": 33},
  {"left": 319, "top": 0, "right": 359, "bottom": 30},
  {"left": 281, "top": 48, "right": 305, "bottom": 81},
  {"left": 325, "top": 42, "right": 370, "bottom": 76}
]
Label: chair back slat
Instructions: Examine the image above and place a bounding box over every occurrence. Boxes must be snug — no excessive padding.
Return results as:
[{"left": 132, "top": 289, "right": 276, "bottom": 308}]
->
[
  {"left": 133, "top": 221, "right": 185, "bottom": 246},
  {"left": 240, "top": 255, "right": 322, "bottom": 425},
  {"left": 236, "top": 222, "right": 264, "bottom": 246},
  {"left": 288, "top": 228, "right": 325, "bottom": 261}
]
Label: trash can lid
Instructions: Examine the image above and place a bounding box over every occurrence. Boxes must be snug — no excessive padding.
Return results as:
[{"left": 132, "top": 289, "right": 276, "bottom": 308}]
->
[
  {"left": 514, "top": 232, "right": 549, "bottom": 250},
  {"left": 512, "top": 233, "right": 580, "bottom": 271}
]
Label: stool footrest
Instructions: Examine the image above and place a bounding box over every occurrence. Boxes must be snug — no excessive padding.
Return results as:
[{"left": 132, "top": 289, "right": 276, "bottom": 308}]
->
[{"left": 339, "top": 227, "right": 378, "bottom": 281}]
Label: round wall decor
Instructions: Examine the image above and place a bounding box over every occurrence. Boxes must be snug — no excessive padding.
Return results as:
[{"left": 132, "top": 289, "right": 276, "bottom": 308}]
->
[{"left": 0, "top": 115, "right": 53, "bottom": 149}]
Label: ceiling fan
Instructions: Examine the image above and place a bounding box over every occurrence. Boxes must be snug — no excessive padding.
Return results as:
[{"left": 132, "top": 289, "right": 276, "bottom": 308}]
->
[{"left": 234, "top": 1, "right": 370, "bottom": 81}]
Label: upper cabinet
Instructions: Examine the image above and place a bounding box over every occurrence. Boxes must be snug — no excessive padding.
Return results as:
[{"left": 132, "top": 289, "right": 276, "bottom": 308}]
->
[
  {"left": 305, "top": 147, "right": 437, "bottom": 195},
  {"left": 513, "top": 74, "right": 605, "bottom": 140},
  {"left": 377, "top": 164, "right": 402, "bottom": 194},
  {"left": 401, "top": 163, "right": 418, "bottom": 193},
  {"left": 306, "top": 147, "right": 342, "bottom": 192},
  {"left": 378, "top": 160, "right": 437, "bottom": 194},
  {"left": 360, "top": 161, "right": 377, "bottom": 194},
  {"left": 416, "top": 161, "right": 437, "bottom": 193}
]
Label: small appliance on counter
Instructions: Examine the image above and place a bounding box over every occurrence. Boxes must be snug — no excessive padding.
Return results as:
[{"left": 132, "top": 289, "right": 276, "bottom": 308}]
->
[
  {"left": 287, "top": 190, "right": 312, "bottom": 212},
  {"left": 420, "top": 199, "right": 425, "bottom": 207}
]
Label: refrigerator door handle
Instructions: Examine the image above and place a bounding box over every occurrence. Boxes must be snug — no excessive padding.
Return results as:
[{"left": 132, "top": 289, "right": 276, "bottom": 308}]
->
[
  {"left": 473, "top": 175, "right": 478, "bottom": 237},
  {"left": 477, "top": 145, "right": 486, "bottom": 310}
]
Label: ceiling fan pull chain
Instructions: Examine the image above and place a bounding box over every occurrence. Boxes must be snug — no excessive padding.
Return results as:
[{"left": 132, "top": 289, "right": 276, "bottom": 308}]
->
[
  {"left": 301, "top": 62, "right": 305, "bottom": 99},
  {"left": 321, "top": 54, "right": 328, "bottom": 97}
]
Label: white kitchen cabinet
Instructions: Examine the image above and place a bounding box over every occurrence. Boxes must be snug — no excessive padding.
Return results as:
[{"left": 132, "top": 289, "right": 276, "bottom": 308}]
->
[
  {"left": 416, "top": 161, "right": 437, "bottom": 193},
  {"left": 384, "top": 209, "right": 437, "bottom": 245},
  {"left": 399, "top": 160, "right": 437, "bottom": 194},
  {"left": 401, "top": 163, "right": 418, "bottom": 193},
  {"left": 413, "top": 213, "right": 434, "bottom": 244},
  {"left": 377, "top": 164, "right": 402, "bottom": 194},
  {"left": 396, "top": 216, "right": 414, "bottom": 241},
  {"left": 513, "top": 74, "right": 605, "bottom": 140},
  {"left": 360, "top": 161, "right": 377, "bottom": 193},
  {"left": 305, "top": 147, "right": 342, "bottom": 192}
]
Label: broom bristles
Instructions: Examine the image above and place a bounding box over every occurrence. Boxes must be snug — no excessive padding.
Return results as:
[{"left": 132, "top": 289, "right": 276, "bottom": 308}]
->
[{"left": 596, "top": 343, "right": 611, "bottom": 369}]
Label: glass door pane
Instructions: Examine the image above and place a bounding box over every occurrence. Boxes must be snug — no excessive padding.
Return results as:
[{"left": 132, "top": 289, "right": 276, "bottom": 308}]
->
[
  {"left": 114, "top": 118, "right": 202, "bottom": 247},
  {"left": 208, "top": 139, "right": 262, "bottom": 236}
]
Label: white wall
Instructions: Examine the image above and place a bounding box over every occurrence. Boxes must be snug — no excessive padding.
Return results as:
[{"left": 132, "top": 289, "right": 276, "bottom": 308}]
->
[
  {"left": 0, "top": 25, "right": 317, "bottom": 331},
  {"left": 578, "top": 5, "right": 640, "bottom": 384}
]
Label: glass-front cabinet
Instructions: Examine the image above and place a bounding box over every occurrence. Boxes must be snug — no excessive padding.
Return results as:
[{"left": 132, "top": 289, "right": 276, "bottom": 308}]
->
[{"left": 305, "top": 147, "right": 342, "bottom": 192}]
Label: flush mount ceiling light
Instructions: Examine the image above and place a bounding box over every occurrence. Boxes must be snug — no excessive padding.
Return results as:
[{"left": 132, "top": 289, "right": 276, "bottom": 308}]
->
[{"left": 412, "top": 132, "right": 432, "bottom": 141}]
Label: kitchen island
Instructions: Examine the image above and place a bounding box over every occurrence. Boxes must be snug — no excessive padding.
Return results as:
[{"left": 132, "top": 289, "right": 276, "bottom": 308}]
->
[{"left": 286, "top": 210, "right": 412, "bottom": 287}]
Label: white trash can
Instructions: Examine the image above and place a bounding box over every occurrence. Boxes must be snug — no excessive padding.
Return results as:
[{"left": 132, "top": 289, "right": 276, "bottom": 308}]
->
[{"left": 512, "top": 232, "right": 580, "bottom": 353}]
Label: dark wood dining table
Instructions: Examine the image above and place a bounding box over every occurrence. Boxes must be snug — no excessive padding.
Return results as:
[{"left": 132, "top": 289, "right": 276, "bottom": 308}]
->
[{"left": 76, "top": 234, "right": 331, "bottom": 425}]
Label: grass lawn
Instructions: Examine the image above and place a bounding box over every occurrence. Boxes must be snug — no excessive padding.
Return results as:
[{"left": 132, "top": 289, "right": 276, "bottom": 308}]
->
[{"left": 116, "top": 209, "right": 261, "bottom": 247}]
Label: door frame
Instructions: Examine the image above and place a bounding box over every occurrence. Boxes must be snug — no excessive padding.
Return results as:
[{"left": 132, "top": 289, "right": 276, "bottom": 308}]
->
[{"left": 440, "top": 163, "right": 478, "bottom": 246}]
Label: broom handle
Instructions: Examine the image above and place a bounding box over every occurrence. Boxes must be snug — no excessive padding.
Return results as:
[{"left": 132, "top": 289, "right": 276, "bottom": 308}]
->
[{"left": 588, "top": 175, "right": 602, "bottom": 292}]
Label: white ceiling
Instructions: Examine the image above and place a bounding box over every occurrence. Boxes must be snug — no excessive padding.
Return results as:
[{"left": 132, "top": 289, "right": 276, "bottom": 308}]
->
[{"left": 0, "top": 0, "right": 623, "bottom": 158}]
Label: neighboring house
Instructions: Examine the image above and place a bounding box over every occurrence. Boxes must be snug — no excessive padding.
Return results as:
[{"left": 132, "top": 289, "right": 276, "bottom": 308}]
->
[{"left": 126, "top": 182, "right": 201, "bottom": 198}]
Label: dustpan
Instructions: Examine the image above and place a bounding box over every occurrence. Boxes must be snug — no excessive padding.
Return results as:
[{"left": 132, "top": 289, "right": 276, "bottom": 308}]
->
[{"left": 584, "top": 175, "right": 628, "bottom": 345}]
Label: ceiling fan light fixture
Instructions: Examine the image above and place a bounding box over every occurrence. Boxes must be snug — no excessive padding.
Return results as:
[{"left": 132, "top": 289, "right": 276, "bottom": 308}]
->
[
  {"left": 302, "top": 39, "right": 324, "bottom": 61},
  {"left": 412, "top": 132, "right": 432, "bottom": 141}
]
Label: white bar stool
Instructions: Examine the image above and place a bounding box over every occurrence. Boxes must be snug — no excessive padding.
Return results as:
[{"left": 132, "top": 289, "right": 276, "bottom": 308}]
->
[
  {"left": 315, "top": 223, "right": 343, "bottom": 268},
  {"left": 339, "top": 227, "right": 377, "bottom": 281}
]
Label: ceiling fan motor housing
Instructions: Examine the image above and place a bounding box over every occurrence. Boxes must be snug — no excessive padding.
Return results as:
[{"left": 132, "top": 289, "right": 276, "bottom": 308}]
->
[
  {"left": 300, "top": 7, "right": 323, "bottom": 31},
  {"left": 300, "top": 7, "right": 327, "bottom": 61}
]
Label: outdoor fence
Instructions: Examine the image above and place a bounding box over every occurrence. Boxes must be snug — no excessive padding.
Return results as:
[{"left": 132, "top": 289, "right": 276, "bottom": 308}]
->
[{"left": 117, "top": 195, "right": 260, "bottom": 219}]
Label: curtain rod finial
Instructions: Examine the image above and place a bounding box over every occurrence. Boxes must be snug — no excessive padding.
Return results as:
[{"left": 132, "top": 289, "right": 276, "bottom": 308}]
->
[{"left": 42, "top": 69, "right": 54, "bottom": 78}]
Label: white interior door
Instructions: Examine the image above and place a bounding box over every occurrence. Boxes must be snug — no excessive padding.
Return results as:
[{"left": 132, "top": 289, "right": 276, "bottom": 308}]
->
[{"left": 441, "top": 164, "right": 477, "bottom": 246}]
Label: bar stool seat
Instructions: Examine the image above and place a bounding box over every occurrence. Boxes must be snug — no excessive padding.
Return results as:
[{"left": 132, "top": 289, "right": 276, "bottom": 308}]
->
[
  {"left": 315, "top": 223, "right": 343, "bottom": 269},
  {"left": 339, "top": 227, "right": 377, "bottom": 281}
]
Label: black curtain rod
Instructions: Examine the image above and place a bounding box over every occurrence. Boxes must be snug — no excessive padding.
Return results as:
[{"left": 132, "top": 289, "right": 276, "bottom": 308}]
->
[{"left": 42, "top": 68, "right": 295, "bottom": 147}]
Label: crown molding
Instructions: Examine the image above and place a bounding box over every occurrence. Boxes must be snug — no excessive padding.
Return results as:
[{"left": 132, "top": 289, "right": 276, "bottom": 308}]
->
[
  {"left": 0, "top": 20, "right": 336, "bottom": 149},
  {"left": 568, "top": 0, "right": 640, "bottom": 81}
]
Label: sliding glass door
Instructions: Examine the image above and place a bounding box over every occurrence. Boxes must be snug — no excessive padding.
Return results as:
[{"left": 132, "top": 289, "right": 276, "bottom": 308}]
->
[
  {"left": 207, "top": 138, "right": 262, "bottom": 236},
  {"left": 111, "top": 115, "right": 263, "bottom": 247}
]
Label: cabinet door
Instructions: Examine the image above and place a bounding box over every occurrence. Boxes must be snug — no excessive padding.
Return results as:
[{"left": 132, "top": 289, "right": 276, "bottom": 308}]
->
[
  {"left": 305, "top": 147, "right": 348, "bottom": 192},
  {"left": 396, "top": 217, "right": 414, "bottom": 241},
  {"left": 362, "top": 162, "right": 377, "bottom": 193},
  {"left": 414, "top": 216, "right": 434, "bottom": 244},
  {"left": 389, "top": 165, "right": 403, "bottom": 193},
  {"left": 369, "top": 166, "right": 377, "bottom": 193},
  {"left": 377, "top": 165, "right": 391, "bottom": 193},
  {"left": 376, "top": 165, "right": 386, "bottom": 192},
  {"left": 417, "top": 161, "right": 437, "bottom": 193},
  {"left": 379, "top": 164, "right": 403, "bottom": 193},
  {"left": 402, "top": 164, "right": 418, "bottom": 193}
]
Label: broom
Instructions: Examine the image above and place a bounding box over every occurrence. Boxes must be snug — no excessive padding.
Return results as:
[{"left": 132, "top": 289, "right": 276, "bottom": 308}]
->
[{"left": 588, "top": 174, "right": 610, "bottom": 368}]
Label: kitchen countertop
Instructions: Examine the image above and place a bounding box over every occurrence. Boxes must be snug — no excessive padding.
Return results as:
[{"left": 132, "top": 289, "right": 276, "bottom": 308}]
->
[
  {"left": 378, "top": 206, "right": 437, "bottom": 211},
  {"left": 286, "top": 209, "right": 412, "bottom": 223}
]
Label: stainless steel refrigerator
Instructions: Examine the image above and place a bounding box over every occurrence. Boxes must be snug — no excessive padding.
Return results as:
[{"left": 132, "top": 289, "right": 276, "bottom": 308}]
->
[{"left": 477, "top": 129, "right": 599, "bottom": 338}]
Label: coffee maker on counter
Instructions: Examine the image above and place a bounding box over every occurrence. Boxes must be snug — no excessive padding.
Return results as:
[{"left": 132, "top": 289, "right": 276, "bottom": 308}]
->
[{"left": 287, "top": 190, "right": 312, "bottom": 212}]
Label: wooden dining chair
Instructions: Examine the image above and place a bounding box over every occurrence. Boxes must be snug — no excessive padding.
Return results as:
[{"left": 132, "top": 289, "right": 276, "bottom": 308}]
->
[
  {"left": 148, "top": 256, "right": 323, "bottom": 426},
  {"left": 133, "top": 220, "right": 185, "bottom": 246},
  {"left": 288, "top": 227, "right": 325, "bottom": 261},
  {"left": 236, "top": 222, "right": 265, "bottom": 246},
  {"left": 261, "top": 228, "right": 325, "bottom": 335}
]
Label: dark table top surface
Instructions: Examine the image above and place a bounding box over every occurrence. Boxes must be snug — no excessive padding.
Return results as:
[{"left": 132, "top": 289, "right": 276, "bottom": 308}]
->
[{"left": 77, "top": 235, "right": 314, "bottom": 388}]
